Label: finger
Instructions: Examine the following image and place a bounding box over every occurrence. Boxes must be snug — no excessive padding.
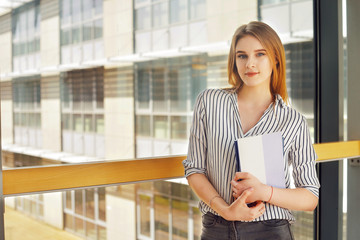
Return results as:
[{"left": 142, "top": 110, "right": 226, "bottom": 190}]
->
[
  {"left": 237, "top": 187, "right": 253, "bottom": 203},
  {"left": 234, "top": 172, "right": 250, "bottom": 181},
  {"left": 230, "top": 180, "right": 238, "bottom": 187}
]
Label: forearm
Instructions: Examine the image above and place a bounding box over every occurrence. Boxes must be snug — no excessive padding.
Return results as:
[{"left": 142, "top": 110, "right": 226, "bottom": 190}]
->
[
  {"left": 187, "top": 173, "right": 229, "bottom": 216},
  {"left": 267, "top": 186, "right": 318, "bottom": 211}
]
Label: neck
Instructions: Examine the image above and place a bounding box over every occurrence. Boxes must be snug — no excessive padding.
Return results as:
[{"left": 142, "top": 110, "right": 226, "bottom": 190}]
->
[{"left": 237, "top": 85, "right": 273, "bottom": 107}]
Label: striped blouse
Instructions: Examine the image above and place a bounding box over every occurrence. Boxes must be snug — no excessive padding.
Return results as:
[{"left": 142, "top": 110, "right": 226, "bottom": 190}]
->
[{"left": 183, "top": 88, "right": 320, "bottom": 222}]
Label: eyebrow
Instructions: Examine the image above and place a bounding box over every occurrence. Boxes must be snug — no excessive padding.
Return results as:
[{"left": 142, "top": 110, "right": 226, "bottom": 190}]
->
[{"left": 236, "top": 49, "right": 267, "bottom": 54}]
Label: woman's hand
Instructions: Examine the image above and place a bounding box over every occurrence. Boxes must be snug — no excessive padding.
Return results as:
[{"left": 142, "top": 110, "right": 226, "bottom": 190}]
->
[
  {"left": 222, "top": 188, "right": 266, "bottom": 221},
  {"left": 231, "top": 172, "right": 271, "bottom": 203}
]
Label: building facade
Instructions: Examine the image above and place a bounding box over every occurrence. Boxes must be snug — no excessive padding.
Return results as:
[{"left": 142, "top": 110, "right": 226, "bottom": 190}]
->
[{"left": 0, "top": 0, "right": 317, "bottom": 239}]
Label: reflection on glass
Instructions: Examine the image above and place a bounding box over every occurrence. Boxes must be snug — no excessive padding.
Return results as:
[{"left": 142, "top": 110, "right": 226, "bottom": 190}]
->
[
  {"left": 170, "top": 0, "right": 187, "bottom": 23},
  {"left": 65, "top": 191, "right": 72, "bottom": 209},
  {"left": 193, "top": 207, "right": 202, "bottom": 240},
  {"left": 136, "top": 6, "right": 151, "bottom": 30},
  {"left": 75, "top": 217, "right": 85, "bottom": 235},
  {"left": 154, "top": 116, "right": 169, "bottom": 139},
  {"left": 96, "top": 115, "right": 104, "bottom": 134},
  {"left": 152, "top": 2, "right": 168, "bottom": 28},
  {"left": 137, "top": 70, "right": 150, "bottom": 109},
  {"left": 83, "top": 22, "right": 93, "bottom": 41},
  {"left": 75, "top": 190, "right": 84, "bottom": 215},
  {"left": 73, "top": 114, "right": 82, "bottom": 132},
  {"left": 171, "top": 116, "right": 187, "bottom": 140},
  {"left": 136, "top": 115, "right": 151, "bottom": 137},
  {"left": 189, "top": 0, "right": 206, "bottom": 20},
  {"left": 139, "top": 195, "right": 151, "bottom": 237},
  {"left": 86, "top": 221, "right": 96, "bottom": 239},
  {"left": 98, "top": 188, "right": 106, "bottom": 222},
  {"left": 153, "top": 68, "right": 166, "bottom": 111},
  {"left": 65, "top": 213, "right": 74, "bottom": 230},
  {"left": 169, "top": 66, "right": 190, "bottom": 112},
  {"left": 94, "top": 19, "right": 103, "bottom": 39},
  {"left": 172, "top": 199, "right": 188, "bottom": 240},
  {"left": 84, "top": 115, "right": 93, "bottom": 133},
  {"left": 155, "top": 195, "right": 170, "bottom": 239},
  {"left": 86, "top": 189, "right": 95, "bottom": 219}
]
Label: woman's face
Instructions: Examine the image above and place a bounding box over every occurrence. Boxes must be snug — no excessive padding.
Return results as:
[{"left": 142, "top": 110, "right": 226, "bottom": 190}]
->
[{"left": 235, "top": 35, "right": 273, "bottom": 89}]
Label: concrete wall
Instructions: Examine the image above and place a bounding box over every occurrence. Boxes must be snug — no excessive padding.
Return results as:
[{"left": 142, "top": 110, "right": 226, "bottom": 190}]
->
[
  {"left": 43, "top": 192, "right": 63, "bottom": 229},
  {"left": 104, "top": 66, "right": 135, "bottom": 160},
  {"left": 207, "top": 0, "right": 257, "bottom": 43},
  {"left": 106, "top": 193, "right": 136, "bottom": 240},
  {"left": 0, "top": 13, "right": 12, "bottom": 74},
  {"left": 104, "top": 0, "right": 133, "bottom": 58},
  {"left": 41, "top": 73, "right": 61, "bottom": 151},
  {"left": 40, "top": 0, "right": 60, "bottom": 68}
]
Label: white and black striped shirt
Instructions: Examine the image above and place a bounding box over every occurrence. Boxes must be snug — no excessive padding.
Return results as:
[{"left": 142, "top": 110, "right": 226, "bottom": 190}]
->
[{"left": 183, "top": 88, "right": 320, "bottom": 222}]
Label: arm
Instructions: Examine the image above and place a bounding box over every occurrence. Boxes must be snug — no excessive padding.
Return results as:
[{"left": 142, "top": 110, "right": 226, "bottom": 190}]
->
[
  {"left": 231, "top": 172, "right": 318, "bottom": 211},
  {"left": 187, "top": 173, "right": 266, "bottom": 221}
]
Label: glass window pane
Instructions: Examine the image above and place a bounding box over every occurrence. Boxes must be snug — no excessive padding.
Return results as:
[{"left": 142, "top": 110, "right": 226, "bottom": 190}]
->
[
  {"left": 75, "top": 217, "right": 85, "bottom": 235},
  {"left": 98, "top": 225, "right": 106, "bottom": 240},
  {"left": 154, "top": 116, "right": 168, "bottom": 139},
  {"left": 155, "top": 195, "right": 169, "bottom": 239},
  {"left": 170, "top": 0, "right": 187, "bottom": 23},
  {"left": 75, "top": 190, "right": 84, "bottom": 215},
  {"left": 86, "top": 221, "right": 96, "bottom": 239},
  {"left": 171, "top": 116, "right": 187, "bottom": 140},
  {"left": 83, "top": 22, "right": 93, "bottom": 41},
  {"left": 153, "top": 68, "right": 166, "bottom": 111},
  {"left": 84, "top": 115, "right": 93, "bottom": 133},
  {"left": 172, "top": 199, "right": 188, "bottom": 240},
  {"left": 82, "top": 0, "right": 93, "bottom": 20},
  {"left": 61, "top": 0, "right": 71, "bottom": 25},
  {"left": 72, "top": 0, "right": 82, "bottom": 24},
  {"left": 169, "top": 65, "right": 190, "bottom": 112},
  {"left": 139, "top": 195, "right": 151, "bottom": 237},
  {"left": 192, "top": 207, "right": 201, "bottom": 240},
  {"left": 135, "top": 7, "right": 151, "bottom": 30},
  {"left": 65, "top": 191, "right": 72, "bottom": 209},
  {"left": 98, "top": 188, "right": 106, "bottom": 221},
  {"left": 96, "top": 115, "right": 104, "bottom": 134},
  {"left": 152, "top": 2, "right": 168, "bottom": 28},
  {"left": 137, "top": 69, "right": 150, "bottom": 109},
  {"left": 136, "top": 115, "right": 151, "bottom": 137},
  {"left": 65, "top": 213, "right": 74, "bottom": 230},
  {"left": 61, "top": 28, "right": 71, "bottom": 46},
  {"left": 94, "top": 19, "right": 103, "bottom": 39},
  {"left": 85, "top": 189, "right": 95, "bottom": 219},
  {"left": 94, "top": 0, "right": 103, "bottom": 16},
  {"left": 73, "top": 114, "right": 83, "bottom": 132},
  {"left": 190, "top": 0, "right": 206, "bottom": 20},
  {"left": 72, "top": 26, "right": 81, "bottom": 44}
]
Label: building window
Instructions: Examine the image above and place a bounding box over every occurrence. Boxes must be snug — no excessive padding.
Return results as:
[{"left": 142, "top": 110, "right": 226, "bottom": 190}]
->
[
  {"left": 13, "top": 76, "right": 42, "bottom": 148},
  {"left": 15, "top": 194, "right": 44, "bottom": 221},
  {"left": 134, "top": 0, "right": 207, "bottom": 53},
  {"left": 135, "top": 56, "right": 208, "bottom": 158},
  {"left": 136, "top": 181, "right": 201, "bottom": 240},
  {"left": 60, "top": 67, "right": 105, "bottom": 158},
  {"left": 12, "top": 0, "right": 41, "bottom": 73},
  {"left": 60, "top": 0, "right": 103, "bottom": 64},
  {"left": 64, "top": 188, "right": 106, "bottom": 240}
]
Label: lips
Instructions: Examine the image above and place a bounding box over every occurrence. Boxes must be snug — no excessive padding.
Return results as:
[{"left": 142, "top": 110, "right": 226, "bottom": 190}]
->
[{"left": 245, "top": 72, "right": 259, "bottom": 77}]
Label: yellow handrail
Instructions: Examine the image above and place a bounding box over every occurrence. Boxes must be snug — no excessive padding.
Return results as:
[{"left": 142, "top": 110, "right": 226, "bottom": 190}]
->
[{"left": 2, "top": 141, "right": 360, "bottom": 196}]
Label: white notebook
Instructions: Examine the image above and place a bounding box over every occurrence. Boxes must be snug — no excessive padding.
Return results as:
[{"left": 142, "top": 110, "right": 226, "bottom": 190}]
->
[{"left": 234, "top": 132, "right": 286, "bottom": 188}]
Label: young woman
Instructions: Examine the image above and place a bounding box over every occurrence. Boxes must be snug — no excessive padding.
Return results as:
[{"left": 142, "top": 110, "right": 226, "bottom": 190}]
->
[{"left": 183, "top": 21, "right": 320, "bottom": 239}]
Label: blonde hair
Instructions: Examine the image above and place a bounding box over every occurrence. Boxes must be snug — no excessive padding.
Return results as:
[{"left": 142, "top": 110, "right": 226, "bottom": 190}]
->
[{"left": 227, "top": 21, "right": 288, "bottom": 103}]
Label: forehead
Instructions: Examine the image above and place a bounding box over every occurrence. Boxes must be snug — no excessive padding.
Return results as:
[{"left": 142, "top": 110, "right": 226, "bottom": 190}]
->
[{"left": 235, "top": 35, "right": 265, "bottom": 51}]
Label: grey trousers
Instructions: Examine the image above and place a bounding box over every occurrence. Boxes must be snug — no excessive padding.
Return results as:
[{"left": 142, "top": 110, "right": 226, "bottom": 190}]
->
[{"left": 201, "top": 212, "right": 294, "bottom": 240}]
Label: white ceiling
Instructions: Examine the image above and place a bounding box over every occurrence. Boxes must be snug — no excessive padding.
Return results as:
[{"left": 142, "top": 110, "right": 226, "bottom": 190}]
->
[{"left": 0, "top": 0, "right": 32, "bottom": 16}]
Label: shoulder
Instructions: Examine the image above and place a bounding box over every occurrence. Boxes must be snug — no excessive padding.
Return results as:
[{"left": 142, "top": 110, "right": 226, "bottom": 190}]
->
[{"left": 198, "top": 88, "right": 234, "bottom": 103}]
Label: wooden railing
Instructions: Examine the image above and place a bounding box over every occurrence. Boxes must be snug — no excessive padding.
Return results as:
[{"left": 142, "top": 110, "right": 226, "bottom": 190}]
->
[{"left": 2, "top": 141, "right": 360, "bottom": 196}]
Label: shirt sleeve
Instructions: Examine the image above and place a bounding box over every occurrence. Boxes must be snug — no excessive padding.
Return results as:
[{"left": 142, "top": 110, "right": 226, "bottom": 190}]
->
[
  {"left": 289, "top": 117, "right": 320, "bottom": 197},
  {"left": 183, "top": 91, "right": 208, "bottom": 178}
]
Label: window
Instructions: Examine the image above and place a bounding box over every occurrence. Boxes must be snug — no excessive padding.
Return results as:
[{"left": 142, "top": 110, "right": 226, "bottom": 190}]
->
[{"left": 60, "top": 0, "right": 103, "bottom": 64}]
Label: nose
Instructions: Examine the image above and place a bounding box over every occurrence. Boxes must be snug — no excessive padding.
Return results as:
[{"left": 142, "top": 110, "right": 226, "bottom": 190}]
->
[{"left": 246, "top": 56, "right": 256, "bottom": 69}]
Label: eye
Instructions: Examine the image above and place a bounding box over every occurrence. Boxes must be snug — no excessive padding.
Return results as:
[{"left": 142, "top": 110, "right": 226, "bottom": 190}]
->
[
  {"left": 237, "top": 54, "right": 247, "bottom": 59},
  {"left": 256, "top": 52, "right": 265, "bottom": 57}
]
